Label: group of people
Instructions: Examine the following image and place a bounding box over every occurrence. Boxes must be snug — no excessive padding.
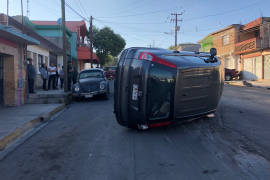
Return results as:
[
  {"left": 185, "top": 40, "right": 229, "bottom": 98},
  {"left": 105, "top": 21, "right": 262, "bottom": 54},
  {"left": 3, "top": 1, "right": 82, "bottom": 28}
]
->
[{"left": 27, "top": 58, "right": 77, "bottom": 93}]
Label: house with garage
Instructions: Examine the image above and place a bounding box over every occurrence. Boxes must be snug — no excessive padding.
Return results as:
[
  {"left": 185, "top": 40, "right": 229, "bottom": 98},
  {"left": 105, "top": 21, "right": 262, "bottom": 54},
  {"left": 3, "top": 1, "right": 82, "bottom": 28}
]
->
[
  {"left": 198, "top": 24, "right": 242, "bottom": 70},
  {"left": 235, "top": 17, "right": 270, "bottom": 80}
]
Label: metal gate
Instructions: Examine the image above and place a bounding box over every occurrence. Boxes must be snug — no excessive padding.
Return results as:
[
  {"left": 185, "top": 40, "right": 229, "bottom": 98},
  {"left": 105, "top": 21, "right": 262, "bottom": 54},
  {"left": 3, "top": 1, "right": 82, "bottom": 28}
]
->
[
  {"left": 243, "top": 57, "right": 262, "bottom": 80},
  {"left": 0, "top": 55, "right": 4, "bottom": 105},
  {"left": 264, "top": 55, "right": 270, "bottom": 79}
]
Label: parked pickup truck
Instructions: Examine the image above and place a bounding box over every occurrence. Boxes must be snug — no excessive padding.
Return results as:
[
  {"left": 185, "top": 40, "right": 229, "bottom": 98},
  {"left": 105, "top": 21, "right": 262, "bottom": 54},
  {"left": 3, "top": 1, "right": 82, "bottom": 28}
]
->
[{"left": 225, "top": 68, "right": 240, "bottom": 81}]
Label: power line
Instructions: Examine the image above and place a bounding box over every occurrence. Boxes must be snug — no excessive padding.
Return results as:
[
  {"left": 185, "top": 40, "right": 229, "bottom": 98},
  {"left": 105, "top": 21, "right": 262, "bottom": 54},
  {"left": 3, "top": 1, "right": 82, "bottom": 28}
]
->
[
  {"left": 94, "top": 18, "right": 165, "bottom": 34},
  {"left": 76, "top": 0, "right": 89, "bottom": 18},
  {"left": 96, "top": 8, "right": 172, "bottom": 19},
  {"left": 65, "top": 1, "right": 88, "bottom": 21},
  {"left": 108, "top": 0, "right": 146, "bottom": 16},
  {"left": 185, "top": 0, "right": 262, "bottom": 22},
  {"left": 93, "top": 18, "right": 167, "bottom": 25}
]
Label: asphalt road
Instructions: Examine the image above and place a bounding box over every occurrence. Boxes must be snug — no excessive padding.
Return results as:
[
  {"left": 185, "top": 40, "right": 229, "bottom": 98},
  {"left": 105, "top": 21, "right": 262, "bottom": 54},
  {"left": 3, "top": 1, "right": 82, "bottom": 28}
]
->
[{"left": 0, "top": 84, "right": 269, "bottom": 180}]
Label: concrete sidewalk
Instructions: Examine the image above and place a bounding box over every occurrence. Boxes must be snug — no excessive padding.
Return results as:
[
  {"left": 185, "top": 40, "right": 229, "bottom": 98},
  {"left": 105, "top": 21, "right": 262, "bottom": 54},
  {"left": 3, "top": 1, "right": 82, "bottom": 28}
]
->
[
  {"left": 225, "top": 80, "right": 270, "bottom": 89},
  {"left": 0, "top": 104, "right": 65, "bottom": 151}
]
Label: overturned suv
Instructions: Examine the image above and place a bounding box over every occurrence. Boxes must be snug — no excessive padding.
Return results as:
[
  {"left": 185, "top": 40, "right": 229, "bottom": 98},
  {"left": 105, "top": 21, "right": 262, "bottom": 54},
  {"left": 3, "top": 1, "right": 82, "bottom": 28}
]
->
[
  {"left": 114, "top": 47, "right": 224, "bottom": 129},
  {"left": 72, "top": 68, "right": 109, "bottom": 99}
]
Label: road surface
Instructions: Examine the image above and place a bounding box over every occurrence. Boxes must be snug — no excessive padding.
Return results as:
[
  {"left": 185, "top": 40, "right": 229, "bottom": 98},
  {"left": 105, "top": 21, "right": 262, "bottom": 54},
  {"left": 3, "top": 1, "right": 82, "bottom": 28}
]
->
[{"left": 0, "top": 84, "right": 269, "bottom": 180}]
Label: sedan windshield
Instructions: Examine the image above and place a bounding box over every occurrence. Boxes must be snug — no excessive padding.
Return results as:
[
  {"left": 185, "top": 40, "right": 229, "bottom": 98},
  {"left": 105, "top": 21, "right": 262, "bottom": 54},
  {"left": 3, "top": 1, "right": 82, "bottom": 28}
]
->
[{"left": 79, "top": 70, "right": 103, "bottom": 79}]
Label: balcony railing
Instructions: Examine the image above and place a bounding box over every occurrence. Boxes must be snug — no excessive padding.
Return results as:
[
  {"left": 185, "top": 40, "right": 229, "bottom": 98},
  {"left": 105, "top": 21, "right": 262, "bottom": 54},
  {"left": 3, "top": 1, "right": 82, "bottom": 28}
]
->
[{"left": 235, "top": 37, "right": 261, "bottom": 55}]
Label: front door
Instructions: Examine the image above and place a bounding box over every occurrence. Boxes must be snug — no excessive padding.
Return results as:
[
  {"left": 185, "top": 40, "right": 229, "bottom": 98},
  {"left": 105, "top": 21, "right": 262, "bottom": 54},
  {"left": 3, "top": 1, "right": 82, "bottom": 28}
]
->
[{"left": 0, "top": 55, "right": 4, "bottom": 105}]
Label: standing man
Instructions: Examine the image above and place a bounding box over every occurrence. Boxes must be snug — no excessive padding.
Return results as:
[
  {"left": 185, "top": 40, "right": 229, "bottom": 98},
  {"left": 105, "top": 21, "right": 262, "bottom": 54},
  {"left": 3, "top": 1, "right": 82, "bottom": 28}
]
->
[
  {"left": 48, "top": 62, "right": 57, "bottom": 90},
  {"left": 40, "top": 63, "right": 48, "bottom": 90},
  {"left": 68, "top": 61, "right": 73, "bottom": 91},
  {"left": 27, "top": 58, "right": 36, "bottom": 93},
  {"left": 59, "top": 66, "right": 64, "bottom": 89}
]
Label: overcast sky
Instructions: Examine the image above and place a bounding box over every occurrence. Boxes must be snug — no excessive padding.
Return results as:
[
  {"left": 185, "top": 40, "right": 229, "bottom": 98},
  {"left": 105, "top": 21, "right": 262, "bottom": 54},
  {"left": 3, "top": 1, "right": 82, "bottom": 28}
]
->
[{"left": 1, "top": 0, "right": 270, "bottom": 49}]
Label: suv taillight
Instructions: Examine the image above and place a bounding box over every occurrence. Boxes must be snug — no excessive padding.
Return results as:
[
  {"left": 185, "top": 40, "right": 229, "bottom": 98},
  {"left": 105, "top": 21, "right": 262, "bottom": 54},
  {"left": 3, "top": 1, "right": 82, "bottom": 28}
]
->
[{"left": 139, "top": 52, "right": 177, "bottom": 69}]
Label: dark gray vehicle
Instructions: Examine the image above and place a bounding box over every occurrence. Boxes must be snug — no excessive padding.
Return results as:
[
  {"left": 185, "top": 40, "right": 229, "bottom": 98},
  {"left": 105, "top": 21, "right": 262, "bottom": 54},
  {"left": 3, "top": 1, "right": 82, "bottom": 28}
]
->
[
  {"left": 114, "top": 47, "right": 224, "bottom": 129},
  {"left": 72, "top": 68, "right": 109, "bottom": 99}
]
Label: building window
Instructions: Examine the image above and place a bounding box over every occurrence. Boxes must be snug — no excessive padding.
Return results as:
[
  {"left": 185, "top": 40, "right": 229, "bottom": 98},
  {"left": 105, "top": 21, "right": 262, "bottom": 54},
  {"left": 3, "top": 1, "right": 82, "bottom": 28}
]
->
[{"left": 222, "top": 35, "right": 230, "bottom": 46}]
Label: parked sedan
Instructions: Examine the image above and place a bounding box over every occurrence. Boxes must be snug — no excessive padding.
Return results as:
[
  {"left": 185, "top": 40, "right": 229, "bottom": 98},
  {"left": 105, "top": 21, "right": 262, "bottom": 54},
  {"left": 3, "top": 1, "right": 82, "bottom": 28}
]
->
[{"left": 72, "top": 68, "right": 109, "bottom": 99}]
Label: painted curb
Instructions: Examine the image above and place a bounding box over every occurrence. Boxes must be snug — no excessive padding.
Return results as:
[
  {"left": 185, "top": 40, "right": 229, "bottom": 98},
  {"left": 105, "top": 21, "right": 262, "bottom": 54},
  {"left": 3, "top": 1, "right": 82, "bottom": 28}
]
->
[{"left": 0, "top": 104, "right": 66, "bottom": 151}]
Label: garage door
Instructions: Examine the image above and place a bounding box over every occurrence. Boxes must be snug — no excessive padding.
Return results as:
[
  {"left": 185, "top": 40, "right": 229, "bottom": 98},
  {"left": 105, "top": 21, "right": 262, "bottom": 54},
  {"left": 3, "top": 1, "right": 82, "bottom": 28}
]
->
[
  {"left": 0, "top": 55, "right": 3, "bottom": 105},
  {"left": 243, "top": 57, "right": 262, "bottom": 80},
  {"left": 264, "top": 55, "right": 270, "bottom": 79}
]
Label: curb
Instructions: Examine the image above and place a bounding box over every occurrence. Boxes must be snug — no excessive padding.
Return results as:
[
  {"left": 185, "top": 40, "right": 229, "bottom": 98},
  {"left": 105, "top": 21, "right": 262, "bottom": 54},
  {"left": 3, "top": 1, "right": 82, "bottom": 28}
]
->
[{"left": 0, "top": 103, "right": 66, "bottom": 151}]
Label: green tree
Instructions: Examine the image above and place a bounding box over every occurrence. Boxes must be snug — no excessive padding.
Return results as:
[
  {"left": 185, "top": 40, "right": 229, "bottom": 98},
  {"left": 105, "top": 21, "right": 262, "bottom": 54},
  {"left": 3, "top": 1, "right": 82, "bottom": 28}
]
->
[{"left": 93, "top": 27, "right": 126, "bottom": 66}]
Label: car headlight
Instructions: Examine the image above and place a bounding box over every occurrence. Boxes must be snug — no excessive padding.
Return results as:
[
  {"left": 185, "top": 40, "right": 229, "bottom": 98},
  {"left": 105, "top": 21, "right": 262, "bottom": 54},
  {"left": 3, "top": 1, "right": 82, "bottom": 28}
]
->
[
  {"left": 74, "top": 86, "right": 80, "bottom": 92},
  {"left": 100, "top": 81, "right": 106, "bottom": 90}
]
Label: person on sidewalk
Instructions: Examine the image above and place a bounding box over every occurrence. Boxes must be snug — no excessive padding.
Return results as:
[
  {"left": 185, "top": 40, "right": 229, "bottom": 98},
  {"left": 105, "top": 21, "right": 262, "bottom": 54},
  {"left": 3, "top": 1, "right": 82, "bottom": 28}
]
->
[
  {"left": 48, "top": 62, "right": 57, "bottom": 90},
  {"left": 68, "top": 61, "right": 73, "bottom": 91},
  {"left": 59, "top": 66, "right": 64, "bottom": 89},
  {"left": 27, "top": 58, "right": 36, "bottom": 94},
  {"left": 40, "top": 63, "right": 48, "bottom": 91},
  {"left": 54, "top": 65, "right": 59, "bottom": 89}
]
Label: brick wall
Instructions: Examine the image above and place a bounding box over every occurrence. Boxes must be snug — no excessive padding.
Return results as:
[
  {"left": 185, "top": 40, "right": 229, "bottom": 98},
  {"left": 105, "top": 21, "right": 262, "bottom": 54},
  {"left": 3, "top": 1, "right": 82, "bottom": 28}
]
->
[
  {"left": 212, "top": 28, "right": 237, "bottom": 56},
  {"left": 262, "top": 21, "right": 270, "bottom": 49}
]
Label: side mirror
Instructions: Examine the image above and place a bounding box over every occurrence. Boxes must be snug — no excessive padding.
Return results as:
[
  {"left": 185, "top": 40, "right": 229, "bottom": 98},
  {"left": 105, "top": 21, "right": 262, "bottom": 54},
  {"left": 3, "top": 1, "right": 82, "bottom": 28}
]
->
[{"left": 210, "top": 48, "right": 217, "bottom": 58}]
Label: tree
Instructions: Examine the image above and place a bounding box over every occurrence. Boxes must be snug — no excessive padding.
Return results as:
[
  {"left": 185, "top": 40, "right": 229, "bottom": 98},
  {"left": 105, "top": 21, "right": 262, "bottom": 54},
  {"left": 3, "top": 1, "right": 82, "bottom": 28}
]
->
[{"left": 93, "top": 27, "right": 126, "bottom": 66}]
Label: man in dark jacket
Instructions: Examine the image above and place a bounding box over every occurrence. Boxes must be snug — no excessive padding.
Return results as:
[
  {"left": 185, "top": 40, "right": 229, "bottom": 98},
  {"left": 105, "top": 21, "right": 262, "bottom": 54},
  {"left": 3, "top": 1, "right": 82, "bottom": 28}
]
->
[{"left": 27, "top": 58, "right": 36, "bottom": 93}]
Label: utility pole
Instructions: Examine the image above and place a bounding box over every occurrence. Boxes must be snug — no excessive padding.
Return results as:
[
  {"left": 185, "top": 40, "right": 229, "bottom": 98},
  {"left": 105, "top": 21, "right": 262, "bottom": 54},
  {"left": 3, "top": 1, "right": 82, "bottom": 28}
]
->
[
  {"left": 89, "top": 16, "right": 93, "bottom": 68},
  {"left": 27, "top": 0, "right": 30, "bottom": 17},
  {"left": 7, "top": 0, "right": 9, "bottom": 25},
  {"left": 61, "top": 0, "right": 68, "bottom": 92},
  {"left": 21, "top": 0, "right": 24, "bottom": 33},
  {"left": 171, "top": 12, "right": 183, "bottom": 49}
]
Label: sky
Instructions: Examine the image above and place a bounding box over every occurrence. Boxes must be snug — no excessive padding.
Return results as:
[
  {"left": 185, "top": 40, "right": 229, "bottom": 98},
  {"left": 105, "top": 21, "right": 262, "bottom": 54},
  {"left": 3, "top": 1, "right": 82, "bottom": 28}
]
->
[{"left": 1, "top": 0, "right": 270, "bottom": 49}]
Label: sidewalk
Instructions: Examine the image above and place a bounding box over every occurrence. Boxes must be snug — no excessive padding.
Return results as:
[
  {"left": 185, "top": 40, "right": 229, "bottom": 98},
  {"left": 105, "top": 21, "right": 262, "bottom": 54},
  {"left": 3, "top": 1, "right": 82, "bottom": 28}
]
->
[
  {"left": 0, "top": 104, "right": 65, "bottom": 151},
  {"left": 225, "top": 80, "right": 270, "bottom": 89}
]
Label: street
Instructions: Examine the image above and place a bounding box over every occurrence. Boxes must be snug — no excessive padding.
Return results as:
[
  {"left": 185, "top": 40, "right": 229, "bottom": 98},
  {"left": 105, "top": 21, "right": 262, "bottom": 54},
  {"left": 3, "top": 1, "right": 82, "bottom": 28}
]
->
[{"left": 0, "top": 84, "right": 270, "bottom": 180}]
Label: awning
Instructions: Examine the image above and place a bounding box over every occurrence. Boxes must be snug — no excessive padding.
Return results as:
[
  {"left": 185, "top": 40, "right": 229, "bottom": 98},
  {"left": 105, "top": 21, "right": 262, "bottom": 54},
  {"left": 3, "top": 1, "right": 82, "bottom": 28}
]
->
[
  {"left": 0, "top": 24, "right": 39, "bottom": 45},
  {"left": 77, "top": 46, "right": 99, "bottom": 63}
]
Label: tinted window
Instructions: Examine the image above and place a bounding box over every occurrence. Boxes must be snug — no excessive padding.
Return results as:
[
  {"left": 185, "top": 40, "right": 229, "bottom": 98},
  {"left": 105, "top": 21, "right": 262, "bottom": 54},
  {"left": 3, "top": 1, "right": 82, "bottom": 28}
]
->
[
  {"left": 79, "top": 70, "right": 103, "bottom": 79},
  {"left": 148, "top": 63, "right": 176, "bottom": 120}
]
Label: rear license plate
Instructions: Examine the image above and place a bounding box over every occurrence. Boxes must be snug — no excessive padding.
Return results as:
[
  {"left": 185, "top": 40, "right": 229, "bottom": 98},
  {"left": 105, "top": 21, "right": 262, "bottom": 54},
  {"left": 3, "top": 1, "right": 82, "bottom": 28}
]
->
[{"left": 85, "top": 94, "right": 93, "bottom": 98}]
